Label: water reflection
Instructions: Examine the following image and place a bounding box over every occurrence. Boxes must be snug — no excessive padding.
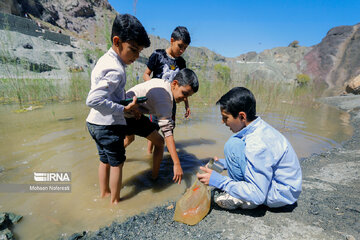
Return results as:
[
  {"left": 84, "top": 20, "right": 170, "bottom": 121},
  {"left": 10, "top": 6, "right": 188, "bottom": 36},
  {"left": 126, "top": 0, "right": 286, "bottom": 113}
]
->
[{"left": 0, "top": 98, "right": 353, "bottom": 239}]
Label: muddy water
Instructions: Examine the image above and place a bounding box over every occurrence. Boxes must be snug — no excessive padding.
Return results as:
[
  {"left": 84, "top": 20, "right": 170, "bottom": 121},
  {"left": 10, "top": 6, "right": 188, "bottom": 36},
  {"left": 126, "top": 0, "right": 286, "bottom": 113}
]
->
[{"left": 0, "top": 99, "right": 352, "bottom": 239}]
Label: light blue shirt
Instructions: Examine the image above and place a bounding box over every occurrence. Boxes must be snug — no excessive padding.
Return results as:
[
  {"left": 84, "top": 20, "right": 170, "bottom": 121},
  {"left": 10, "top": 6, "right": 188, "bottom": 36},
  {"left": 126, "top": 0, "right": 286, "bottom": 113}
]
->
[
  {"left": 209, "top": 117, "right": 302, "bottom": 208},
  {"left": 86, "top": 48, "right": 127, "bottom": 125}
]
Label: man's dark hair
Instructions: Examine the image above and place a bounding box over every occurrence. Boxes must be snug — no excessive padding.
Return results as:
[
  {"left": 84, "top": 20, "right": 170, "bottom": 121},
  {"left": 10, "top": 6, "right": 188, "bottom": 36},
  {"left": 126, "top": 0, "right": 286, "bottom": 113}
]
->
[
  {"left": 216, "top": 87, "right": 257, "bottom": 121},
  {"left": 174, "top": 68, "right": 199, "bottom": 92},
  {"left": 111, "top": 14, "right": 150, "bottom": 48},
  {"left": 171, "top": 26, "right": 191, "bottom": 45}
]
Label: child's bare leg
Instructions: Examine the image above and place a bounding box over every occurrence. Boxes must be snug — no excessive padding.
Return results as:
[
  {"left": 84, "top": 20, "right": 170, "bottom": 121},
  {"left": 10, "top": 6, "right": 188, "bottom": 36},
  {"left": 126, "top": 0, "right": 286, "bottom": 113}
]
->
[
  {"left": 109, "top": 163, "right": 124, "bottom": 204},
  {"left": 147, "top": 140, "right": 154, "bottom": 154},
  {"left": 146, "top": 131, "right": 164, "bottom": 179},
  {"left": 98, "top": 162, "right": 111, "bottom": 198},
  {"left": 124, "top": 135, "right": 135, "bottom": 148}
]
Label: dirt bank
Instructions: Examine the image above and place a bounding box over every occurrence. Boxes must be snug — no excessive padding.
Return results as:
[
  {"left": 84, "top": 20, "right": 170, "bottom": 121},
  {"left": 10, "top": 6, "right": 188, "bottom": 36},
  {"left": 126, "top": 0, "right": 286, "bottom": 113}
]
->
[{"left": 64, "top": 94, "right": 360, "bottom": 240}]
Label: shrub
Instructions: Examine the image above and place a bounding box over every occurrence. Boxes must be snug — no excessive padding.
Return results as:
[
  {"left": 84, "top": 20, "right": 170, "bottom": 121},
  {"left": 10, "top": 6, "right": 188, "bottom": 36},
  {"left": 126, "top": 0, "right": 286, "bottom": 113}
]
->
[
  {"left": 214, "top": 64, "right": 231, "bottom": 85},
  {"left": 296, "top": 74, "right": 311, "bottom": 86},
  {"left": 288, "top": 40, "right": 299, "bottom": 48}
]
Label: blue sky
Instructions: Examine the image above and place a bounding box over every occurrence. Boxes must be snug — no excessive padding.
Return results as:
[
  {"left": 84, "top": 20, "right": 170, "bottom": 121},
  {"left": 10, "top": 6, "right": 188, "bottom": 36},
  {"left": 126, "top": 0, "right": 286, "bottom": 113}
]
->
[{"left": 108, "top": 0, "right": 360, "bottom": 57}]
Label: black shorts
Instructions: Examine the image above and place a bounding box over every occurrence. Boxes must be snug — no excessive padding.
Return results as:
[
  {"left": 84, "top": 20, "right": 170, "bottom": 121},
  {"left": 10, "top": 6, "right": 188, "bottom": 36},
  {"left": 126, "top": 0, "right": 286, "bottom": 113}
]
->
[
  {"left": 87, "top": 122, "right": 126, "bottom": 167},
  {"left": 125, "top": 115, "right": 160, "bottom": 137}
]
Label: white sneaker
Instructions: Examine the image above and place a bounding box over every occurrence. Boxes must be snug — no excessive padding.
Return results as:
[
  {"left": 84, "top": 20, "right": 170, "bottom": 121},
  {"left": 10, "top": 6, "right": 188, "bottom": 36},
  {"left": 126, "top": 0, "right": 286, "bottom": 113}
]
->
[{"left": 214, "top": 192, "right": 257, "bottom": 210}]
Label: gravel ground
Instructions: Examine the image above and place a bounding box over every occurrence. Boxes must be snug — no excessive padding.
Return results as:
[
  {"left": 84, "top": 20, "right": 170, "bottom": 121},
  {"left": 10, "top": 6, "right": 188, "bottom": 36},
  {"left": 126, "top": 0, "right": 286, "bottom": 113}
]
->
[{"left": 64, "top": 94, "right": 360, "bottom": 240}]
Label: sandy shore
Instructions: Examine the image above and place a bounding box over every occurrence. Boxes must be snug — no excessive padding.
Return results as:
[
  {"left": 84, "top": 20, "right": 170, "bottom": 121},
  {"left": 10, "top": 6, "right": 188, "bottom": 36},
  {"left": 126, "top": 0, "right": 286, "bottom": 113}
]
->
[{"left": 65, "top": 94, "right": 360, "bottom": 240}]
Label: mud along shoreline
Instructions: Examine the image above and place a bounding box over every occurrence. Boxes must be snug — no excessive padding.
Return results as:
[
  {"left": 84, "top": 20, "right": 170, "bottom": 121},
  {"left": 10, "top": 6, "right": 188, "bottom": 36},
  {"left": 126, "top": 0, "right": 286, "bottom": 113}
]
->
[{"left": 65, "top": 94, "right": 360, "bottom": 240}]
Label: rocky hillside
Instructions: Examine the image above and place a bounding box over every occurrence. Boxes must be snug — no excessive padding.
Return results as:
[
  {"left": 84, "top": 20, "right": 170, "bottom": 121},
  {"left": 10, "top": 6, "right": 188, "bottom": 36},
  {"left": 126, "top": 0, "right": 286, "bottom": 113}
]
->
[
  {"left": 301, "top": 24, "right": 360, "bottom": 89},
  {"left": 1, "top": 0, "right": 360, "bottom": 92},
  {"left": 1, "top": 0, "right": 115, "bottom": 42},
  {"left": 227, "top": 46, "right": 312, "bottom": 84}
]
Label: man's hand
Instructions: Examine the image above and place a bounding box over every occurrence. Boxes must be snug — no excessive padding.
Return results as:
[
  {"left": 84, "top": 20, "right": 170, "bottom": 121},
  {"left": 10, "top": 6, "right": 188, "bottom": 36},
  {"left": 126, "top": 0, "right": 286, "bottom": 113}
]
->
[
  {"left": 173, "top": 164, "right": 183, "bottom": 184},
  {"left": 197, "top": 166, "right": 213, "bottom": 185}
]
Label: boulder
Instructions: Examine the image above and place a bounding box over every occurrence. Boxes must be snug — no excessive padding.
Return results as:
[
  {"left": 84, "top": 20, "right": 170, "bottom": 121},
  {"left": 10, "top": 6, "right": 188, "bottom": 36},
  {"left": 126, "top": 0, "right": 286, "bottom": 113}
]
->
[
  {"left": 23, "top": 43, "right": 33, "bottom": 49},
  {"left": 345, "top": 75, "right": 360, "bottom": 94},
  {"left": 0, "top": 212, "right": 22, "bottom": 240}
]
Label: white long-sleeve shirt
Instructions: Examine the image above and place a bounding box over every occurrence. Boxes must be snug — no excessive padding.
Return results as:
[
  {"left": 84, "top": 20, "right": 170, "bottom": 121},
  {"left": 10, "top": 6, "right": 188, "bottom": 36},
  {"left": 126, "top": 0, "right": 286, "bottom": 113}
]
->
[
  {"left": 210, "top": 117, "right": 302, "bottom": 208},
  {"left": 86, "top": 48, "right": 127, "bottom": 125}
]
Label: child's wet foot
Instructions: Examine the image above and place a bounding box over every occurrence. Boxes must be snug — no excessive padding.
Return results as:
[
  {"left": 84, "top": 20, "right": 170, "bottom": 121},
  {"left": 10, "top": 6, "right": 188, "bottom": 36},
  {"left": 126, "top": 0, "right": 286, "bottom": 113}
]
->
[
  {"left": 100, "top": 191, "right": 111, "bottom": 198},
  {"left": 111, "top": 198, "right": 120, "bottom": 204}
]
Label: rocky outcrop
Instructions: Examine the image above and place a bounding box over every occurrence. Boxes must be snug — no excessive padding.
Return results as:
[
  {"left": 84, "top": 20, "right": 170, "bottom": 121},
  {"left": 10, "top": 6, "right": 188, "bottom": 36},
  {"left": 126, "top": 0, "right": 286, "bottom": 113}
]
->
[
  {"left": 40, "top": 0, "right": 114, "bottom": 34},
  {"left": 0, "top": 212, "right": 22, "bottom": 240},
  {"left": 302, "top": 23, "right": 360, "bottom": 88},
  {"left": 345, "top": 74, "right": 360, "bottom": 94},
  {"left": 226, "top": 46, "right": 311, "bottom": 83},
  {"left": 228, "top": 23, "right": 360, "bottom": 88},
  {"left": 3, "top": 0, "right": 114, "bottom": 36},
  {"left": 0, "top": 29, "right": 88, "bottom": 80}
]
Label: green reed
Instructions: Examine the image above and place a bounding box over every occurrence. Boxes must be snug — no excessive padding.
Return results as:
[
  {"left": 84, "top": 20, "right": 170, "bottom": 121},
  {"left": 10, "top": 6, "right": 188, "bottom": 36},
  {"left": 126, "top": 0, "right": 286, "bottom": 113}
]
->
[
  {"left": 0, "top": 77, "right": 59, "bottom": 105},
  {"left": 0, "top": 73, "right": 91, "bottom": 106},
  {"left": 66, "top": 73, "right": 90, "bottom": 101}
]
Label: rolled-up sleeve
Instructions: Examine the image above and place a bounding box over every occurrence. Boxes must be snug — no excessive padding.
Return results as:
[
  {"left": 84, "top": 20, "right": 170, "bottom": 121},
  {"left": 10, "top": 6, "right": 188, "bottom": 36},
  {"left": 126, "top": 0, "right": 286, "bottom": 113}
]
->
[
  {"left": 86, "top": 71, "right": 125, "bottom": 115},
  {"left": 158, "top": 118, "right": 174, "bottom": 137}
]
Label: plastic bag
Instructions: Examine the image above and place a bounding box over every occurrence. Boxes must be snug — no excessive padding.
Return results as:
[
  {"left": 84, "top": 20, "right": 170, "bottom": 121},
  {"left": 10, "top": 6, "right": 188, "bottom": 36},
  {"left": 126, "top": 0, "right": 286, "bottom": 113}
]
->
[{"left": 173, "top": 178, "right": 211, "bottom": 225}]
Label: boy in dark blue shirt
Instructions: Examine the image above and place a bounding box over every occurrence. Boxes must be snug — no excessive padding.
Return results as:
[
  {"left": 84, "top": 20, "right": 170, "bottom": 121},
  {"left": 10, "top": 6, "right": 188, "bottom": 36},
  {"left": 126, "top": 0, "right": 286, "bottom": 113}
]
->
[{"left": 143, "top": 26, "right": 191, "bottom": 153}]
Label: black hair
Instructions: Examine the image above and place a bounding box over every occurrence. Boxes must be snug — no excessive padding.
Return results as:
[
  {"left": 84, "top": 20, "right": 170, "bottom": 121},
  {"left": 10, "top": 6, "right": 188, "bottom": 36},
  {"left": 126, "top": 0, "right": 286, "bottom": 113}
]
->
[
  {"left": 216, "top": 87, "right": 257, "bottom": 121},
  {"left": 111, "top": 14, "right": 150, "bottom": 48},
  {"left": 171, "top": 26, "right": 191, "bottom": 45},
  {"left": 173, "top": 68, "right": 199, "bottom": 92}
]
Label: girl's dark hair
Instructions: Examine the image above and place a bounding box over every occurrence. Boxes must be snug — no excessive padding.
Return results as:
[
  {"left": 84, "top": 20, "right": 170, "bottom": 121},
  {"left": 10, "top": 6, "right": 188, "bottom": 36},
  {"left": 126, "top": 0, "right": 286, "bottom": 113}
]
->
[
  {"left": 111, "top": 14, "right": 150, "bottom": 48},
  {"left": 171, "top": 26, "right": 191, "bottom": 45},
  {"left": 173, "top": 68, "right": 199, "bottom": 92},
  {"left": 216, "top": 87, "right": 256, "bottom": 121}
]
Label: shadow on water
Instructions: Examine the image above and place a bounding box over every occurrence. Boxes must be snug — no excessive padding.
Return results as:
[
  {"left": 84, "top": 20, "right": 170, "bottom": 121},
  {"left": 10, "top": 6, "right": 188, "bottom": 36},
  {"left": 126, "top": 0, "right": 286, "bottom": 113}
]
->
[
  {"left": 121, "top": 138, "right": 214, "bottom": 200},
  {"left": 173, "top": 138, "right": 217, "bottom": 149}
]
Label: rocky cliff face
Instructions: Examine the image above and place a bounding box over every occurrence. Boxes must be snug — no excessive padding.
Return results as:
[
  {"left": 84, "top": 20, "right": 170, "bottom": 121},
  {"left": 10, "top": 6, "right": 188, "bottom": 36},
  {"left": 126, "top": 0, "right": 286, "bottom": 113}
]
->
[
  {"left": 0, "top": 0, "right": 117, "bottom": 81},
  {"left": 2, "top": 1, "right": 360, "bottom": 91},
  {"left": 2, "top": 0, "right": 115, "bottom": 39},
  {"left": 226, "top": 23, "right": 360, "bottom": 89},
  {"left": 301, "top": 24, "right": 360, "bottom": 88},
  {"left": 39, "top": 0, "right": 114, "bottom": 35},
  {"left": 226, "top": 46, "right": 312, "bottom": 84}
]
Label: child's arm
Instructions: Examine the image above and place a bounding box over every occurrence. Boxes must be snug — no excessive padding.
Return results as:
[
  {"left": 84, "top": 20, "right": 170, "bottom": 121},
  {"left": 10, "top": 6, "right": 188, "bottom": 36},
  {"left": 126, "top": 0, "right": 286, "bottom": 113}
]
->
[
  {"left": 143, "top": 67, "right": 152, "bottom": 81},
  {"left": 86, "top": 72, "right": 129, "bottom": 115},
  {"left": 184, "top": 98, "right": 191, "bottom": 118},
  {"left": 150, "top": 89, "right": 182, "bottom": 183},
  {"left": 158, "top": 116, "right": 183, "bottom": 184},
  {"left": 143, "top": 51, "right": 158, "bottom": 81},
  {"left": 198, "top": 145, "right": 272, "bottom": 206},
  {"left": 199, "top": 166, "right": 268, "bottom": 206},
  {"left": 164, "top": 135, "right": 183, "bottom": 184}
]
